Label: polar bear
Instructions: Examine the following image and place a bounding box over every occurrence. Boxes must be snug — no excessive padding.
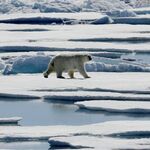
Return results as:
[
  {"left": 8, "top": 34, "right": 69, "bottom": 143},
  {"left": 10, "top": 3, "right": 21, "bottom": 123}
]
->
[{"left": 43, "top": 54, "right": 92, "bottom": 79}]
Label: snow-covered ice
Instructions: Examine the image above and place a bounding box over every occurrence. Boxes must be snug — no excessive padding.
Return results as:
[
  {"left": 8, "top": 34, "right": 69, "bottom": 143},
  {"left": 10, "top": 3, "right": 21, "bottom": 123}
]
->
[
  {"left": 0, "top": 121, "right": 150, "bottom": 142},
  {"left": 0, "top": 1, "right": 150, "bottom": 149},
  {"left": 49, "top": 135, "right": 150, "bottom": 150},
  {"left": 106, "top": 9, "right": 137, "bottom": 17},
  {"left": 2, "top": 53, "right": 150, "bottom": 75},
  {"left": 1, "top": 23, "right": 150, "bottom": 75},
  {"left": 0, "top": 73, "right": 150, "bottom": 102},
  {"left": 0, "top": 24, "right": 150, "bottom": 54},
  {"left": 3, "top": 54, "right": 52, "bottom": 75},
  {"left": 0, "top": 0, "right": 130, "bottom": 14}
]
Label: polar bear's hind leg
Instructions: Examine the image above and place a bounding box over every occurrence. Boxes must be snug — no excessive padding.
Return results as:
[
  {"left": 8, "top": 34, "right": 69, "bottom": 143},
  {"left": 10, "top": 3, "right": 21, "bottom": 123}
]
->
[{"left": 43, "top": 63, "right": 54, "bottom": 78}]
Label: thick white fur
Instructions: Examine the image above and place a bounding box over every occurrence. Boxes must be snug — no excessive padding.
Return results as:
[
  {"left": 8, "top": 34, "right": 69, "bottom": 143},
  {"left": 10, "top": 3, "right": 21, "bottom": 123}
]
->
[{"left": 43, "top": 54, "right": 92, "bottom": 79}]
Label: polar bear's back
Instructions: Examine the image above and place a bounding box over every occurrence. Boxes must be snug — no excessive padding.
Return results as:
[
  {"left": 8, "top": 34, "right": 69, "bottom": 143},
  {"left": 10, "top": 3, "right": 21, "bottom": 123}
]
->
[
  {"left": 52, "top": 54, "right": 89, "bottom": 71},
  {"left": 54, "top": 54, "right": 88, "bottom": 62}
]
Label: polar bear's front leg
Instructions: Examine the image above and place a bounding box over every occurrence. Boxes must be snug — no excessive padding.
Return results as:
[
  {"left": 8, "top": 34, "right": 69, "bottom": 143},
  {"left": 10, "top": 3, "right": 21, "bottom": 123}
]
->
[
  {"left": 78, "top": 65, "right": 90, "bottom": 78},
  {"left": 56, "top": 69, "right": 65, "bottom": 79},
  {"left": 68, "top": 70, "right": 74, "bottom": 78}
]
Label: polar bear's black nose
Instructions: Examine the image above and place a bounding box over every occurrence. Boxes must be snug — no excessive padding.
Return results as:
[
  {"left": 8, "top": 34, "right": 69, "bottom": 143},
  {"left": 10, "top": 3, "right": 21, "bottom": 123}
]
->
[{"left": 88, "top": 55, "right": 92, "bottom": 61}]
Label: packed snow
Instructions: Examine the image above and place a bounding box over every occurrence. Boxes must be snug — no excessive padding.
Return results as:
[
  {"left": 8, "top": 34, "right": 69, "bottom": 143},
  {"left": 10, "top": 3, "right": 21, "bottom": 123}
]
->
[{"left": 0, "top": 12, "right": 112, "bottom": 25}]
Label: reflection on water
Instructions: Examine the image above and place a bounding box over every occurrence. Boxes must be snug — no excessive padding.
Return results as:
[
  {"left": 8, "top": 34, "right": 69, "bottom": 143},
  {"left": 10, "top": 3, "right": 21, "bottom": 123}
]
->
[{"left": 0, "top": 142, "right": 49, "bottom": 150}]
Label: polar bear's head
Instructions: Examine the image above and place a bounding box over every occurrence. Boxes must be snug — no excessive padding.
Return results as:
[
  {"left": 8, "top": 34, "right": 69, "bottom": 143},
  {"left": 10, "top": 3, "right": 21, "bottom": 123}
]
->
[{"left": 83, "top": 54, "right": 92, "bottom": 62}]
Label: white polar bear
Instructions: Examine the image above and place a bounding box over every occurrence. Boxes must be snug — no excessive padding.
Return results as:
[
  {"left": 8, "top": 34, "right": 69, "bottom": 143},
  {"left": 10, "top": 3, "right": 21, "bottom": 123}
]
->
[{"left": 43, "top": 54, "right": 92, "bottom": 79}]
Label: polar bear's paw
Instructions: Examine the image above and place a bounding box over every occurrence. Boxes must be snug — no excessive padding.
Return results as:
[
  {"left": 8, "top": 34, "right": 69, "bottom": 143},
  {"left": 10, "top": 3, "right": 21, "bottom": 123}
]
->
[
  {"left": 43, "top": 72, "right": 48, "bottom": 78},
  {"left": 85, "top": 76, "right": 91, "bottom": 79},
  {"left": 57, "top": 76, "right": 65, "bottom": 79}
]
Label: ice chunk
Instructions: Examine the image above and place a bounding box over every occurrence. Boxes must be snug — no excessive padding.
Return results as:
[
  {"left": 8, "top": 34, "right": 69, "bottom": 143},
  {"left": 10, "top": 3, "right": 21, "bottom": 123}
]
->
[
  {"left": 106, "top": 9, "right": 137, "bottom": 17},
  {"left": 3, "top": 54, "right": 51, "bottom": 74},
  {"left": 0, "top": 0, "right": 130, "bottom": 14},
  {"left": 0, "top": 117, "right": 22, "bottom": 124}
]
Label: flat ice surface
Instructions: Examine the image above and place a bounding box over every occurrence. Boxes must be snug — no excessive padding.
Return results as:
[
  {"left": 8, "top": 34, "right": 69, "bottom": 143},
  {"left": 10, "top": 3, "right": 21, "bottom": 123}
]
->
[
  {"left": 0, "top": 121, "right": 150, "bottom": 142},
  {"left": 0, "top": 12, "right": 104, "bottom": 21},
  {"left": 0, "top": 24, "right": 150, "bottom": 53},
  {"left": 76, "top": 100, "right": 150, "bottom": 113},
  {"left": 0, "top": 73, "right": 150, "bottom": 101}
]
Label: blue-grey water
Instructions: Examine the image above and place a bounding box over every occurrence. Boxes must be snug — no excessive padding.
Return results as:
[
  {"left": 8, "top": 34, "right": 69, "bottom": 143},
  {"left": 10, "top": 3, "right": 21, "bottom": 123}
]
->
[
  {"left": 0, "top": 100, "right": 150, "bottom": 149},
  {"left": 0, "top": 142, "right": 49, "bottom": 150},
  {"left": 0, "top": 100, "right": 149, "bottom": 126}
]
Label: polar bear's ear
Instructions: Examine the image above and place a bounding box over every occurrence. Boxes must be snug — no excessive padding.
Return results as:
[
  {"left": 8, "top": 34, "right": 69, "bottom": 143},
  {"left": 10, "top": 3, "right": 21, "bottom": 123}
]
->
[{"left": 88, "top": 55, "right": 92, "bottom": 61}]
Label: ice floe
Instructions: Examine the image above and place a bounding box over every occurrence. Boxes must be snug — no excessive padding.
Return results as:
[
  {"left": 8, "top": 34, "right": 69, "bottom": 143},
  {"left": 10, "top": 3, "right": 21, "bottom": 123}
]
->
[
  {"left": 0, "top": 24, "right": 150, "bottom": 55},
  {"left": 49, "top": 135, "right": 150, "bottom": 150},
  {"left": 132, "top": 7, "right": 150, "bottom": 15},
  {"left": 0, "top": 73, "right": 150, "bottom": 101},
  {"left": 0, "top": 121, "right": 150, "bottom": 142},
  {"left": 70, "top": 36, "right": 150, "bottom": 43},
  {"left": 0, "top": 117, "right": 22, "bottom": 124},
  {"left": 113, "top": 16, "right": 150, "bottom": 24},
  {"left": 44, "top": 91, "right": 150, "bottom": 102},
  {"left": 106, "top": 9, "right": 137, "bottom": 17},
  {"left": 0, "top": 92, "right": 40, "bottom": 100},
  {"left": 0, "top": 12, "right": 112, "bottom": 25},
  {"left": 76, "top": 100, "right": 150, "bottom": 113}
]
